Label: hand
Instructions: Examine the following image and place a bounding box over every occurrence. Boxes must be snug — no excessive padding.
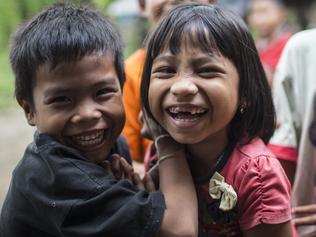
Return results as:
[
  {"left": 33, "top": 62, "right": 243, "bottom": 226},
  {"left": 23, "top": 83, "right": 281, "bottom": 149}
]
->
[
  {"left": 141, "top": 109, "right": 166, "bottom": 140},
  {"left": 292, "top": 204, "right": 316, "bottom": 226},
  {"left": 101, "top": 154, "right": 133, "bottom": 181},
  {"left": 101, "top": 154, "right": 156, "bottom": 192}
]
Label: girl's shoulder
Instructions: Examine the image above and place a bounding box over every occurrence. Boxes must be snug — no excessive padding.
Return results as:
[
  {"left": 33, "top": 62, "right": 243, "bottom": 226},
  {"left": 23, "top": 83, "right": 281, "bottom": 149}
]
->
[
  {"left": 236, "top": 137, "right": 275, "bottom": 159},
  {"left": 222, "top": 137, "right": 292, "bottom": 230},
  {"left": 222, "top": 137, "right": 288, "bottom": 187}
]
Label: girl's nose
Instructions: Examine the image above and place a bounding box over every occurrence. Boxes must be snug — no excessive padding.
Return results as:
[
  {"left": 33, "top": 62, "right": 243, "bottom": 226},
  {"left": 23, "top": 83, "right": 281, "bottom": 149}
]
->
[
  {"left": 170, "top": 79, "right": 198, "bottom": 98},
  {"left": 71, "top": 101, "right": 102, "bottom": 123}
]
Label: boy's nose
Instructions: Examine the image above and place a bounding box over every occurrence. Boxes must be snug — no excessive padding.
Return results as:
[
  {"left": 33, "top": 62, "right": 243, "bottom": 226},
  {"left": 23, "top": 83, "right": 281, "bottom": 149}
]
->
[
  {"left": 71, "top": 102, "right": 102, "bottom": 123},
  {"left": 170, "top": 79, "right": 198, "bottom": 98}
]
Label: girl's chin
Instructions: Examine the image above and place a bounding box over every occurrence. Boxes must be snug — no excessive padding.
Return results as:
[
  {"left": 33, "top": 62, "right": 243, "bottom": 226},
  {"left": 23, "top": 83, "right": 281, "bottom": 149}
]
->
[{"left": 171, "top": 134, "right": 203, "bottom": 145}]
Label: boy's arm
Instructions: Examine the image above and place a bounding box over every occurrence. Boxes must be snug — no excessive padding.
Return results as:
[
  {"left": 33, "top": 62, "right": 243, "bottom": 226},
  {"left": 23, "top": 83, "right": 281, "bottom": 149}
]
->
[{"left": 154, "top": 136, "right": 198, "bottom": 237}]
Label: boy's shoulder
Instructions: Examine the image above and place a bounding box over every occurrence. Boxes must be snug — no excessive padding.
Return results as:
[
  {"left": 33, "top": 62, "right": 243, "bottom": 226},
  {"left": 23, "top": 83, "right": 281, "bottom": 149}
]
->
[{"left": 12, "top": 132, "right": 115, "bottom": 194}]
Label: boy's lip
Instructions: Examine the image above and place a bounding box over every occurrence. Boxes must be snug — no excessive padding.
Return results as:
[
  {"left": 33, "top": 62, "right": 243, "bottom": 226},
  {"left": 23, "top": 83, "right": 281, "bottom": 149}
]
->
[{"left": 68, "top": 129, "right": 109, "bottom": 151}]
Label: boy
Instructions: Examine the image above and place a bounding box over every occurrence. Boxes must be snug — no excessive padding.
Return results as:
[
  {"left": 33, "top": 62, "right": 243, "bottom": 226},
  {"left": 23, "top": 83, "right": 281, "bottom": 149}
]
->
[{"left": 0, "top": 3, "right": 198, "bottom": 237}]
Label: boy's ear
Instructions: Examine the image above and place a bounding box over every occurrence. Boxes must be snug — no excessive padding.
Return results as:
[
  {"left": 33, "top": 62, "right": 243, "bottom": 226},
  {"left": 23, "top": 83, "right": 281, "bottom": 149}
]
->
[{"left": 17, "top": 98, "right": 36, "bottom": 126}]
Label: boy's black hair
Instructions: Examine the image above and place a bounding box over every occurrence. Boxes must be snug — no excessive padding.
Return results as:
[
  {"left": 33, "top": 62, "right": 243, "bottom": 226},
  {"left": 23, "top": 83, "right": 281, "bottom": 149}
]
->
[
  {"left": 141, "top": 3, "right": 275, "bottom": 144},
  {"left": 10, "top": 3, "right": 125, "bottom": 106}
]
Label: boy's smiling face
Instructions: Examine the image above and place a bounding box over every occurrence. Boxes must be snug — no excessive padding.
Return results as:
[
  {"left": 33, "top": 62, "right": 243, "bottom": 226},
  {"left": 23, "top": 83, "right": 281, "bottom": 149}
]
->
[{"left": 22, "top": 54, "right": 125, "bottom": 163}]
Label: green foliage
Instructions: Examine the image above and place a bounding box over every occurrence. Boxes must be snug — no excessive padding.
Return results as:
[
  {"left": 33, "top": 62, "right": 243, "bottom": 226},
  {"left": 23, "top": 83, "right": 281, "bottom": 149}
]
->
[
  {"left": 94, "top": 0, "right": 114, "bottom": 10},
  {"left": 0, "top": 49, "right": 15, "bottom": 109},
  {"left": 0, "top": 2, "right": 20, "bottom": 51}
]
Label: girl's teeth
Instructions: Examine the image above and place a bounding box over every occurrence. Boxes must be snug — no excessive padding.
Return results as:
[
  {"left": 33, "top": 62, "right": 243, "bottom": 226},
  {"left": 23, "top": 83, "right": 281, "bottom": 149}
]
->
[{"left": 169, "top": 106, "right": 206, "bottom": 114}]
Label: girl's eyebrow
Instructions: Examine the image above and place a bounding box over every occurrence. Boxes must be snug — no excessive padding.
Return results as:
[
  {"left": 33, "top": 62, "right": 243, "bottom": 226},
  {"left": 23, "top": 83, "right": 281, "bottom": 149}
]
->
[
  {"left": 153, "top": 54, "right": 176, "bottom": 63},
  {"left": 191, "top": 54, "right": 220, "bottom": 65}
]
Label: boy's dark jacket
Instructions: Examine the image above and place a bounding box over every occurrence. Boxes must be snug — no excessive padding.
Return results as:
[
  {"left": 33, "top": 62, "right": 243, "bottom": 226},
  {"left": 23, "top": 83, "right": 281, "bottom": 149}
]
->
[{"left": 0, "top": 132, "right": 165, "bottom": 237}]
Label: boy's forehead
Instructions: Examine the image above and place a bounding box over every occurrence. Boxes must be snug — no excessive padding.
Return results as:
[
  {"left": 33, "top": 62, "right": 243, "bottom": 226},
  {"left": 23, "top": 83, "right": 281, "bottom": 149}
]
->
[
  {"left": 46, "top": 53, "right": 114, "bottom": 73},
  {"left": 35, "top": 53, "right": 118, "bottom": 86}
]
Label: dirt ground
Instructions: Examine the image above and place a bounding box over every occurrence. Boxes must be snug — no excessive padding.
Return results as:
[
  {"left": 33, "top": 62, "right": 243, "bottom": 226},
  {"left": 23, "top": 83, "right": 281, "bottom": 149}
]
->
[
  {"left": 0, "top": 105, "right": 145, "bottom": 210},
  {"left": 0, "top": 106, "right": 34, "bottom": 209}
]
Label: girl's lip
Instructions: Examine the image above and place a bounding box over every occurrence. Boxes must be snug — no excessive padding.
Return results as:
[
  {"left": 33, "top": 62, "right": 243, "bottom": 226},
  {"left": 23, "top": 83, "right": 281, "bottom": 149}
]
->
[
  {"left": 167, "top": 114, "right": 206, "bottom": 129},
  {"left": 165, "top": 103, "right": 207, "bottom": 109}
]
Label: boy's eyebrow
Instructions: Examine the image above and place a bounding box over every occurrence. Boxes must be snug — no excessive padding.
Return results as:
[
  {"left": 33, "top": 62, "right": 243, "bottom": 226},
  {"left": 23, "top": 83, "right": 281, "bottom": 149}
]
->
[
  {"left": 44, "top": 87, "right": 71, "bottom": 96},
  {"left": 92, "top": 79, "right": 119, "bottom": 88},
  {"left": 44, "top": 79, "right": 119, "bottom": 96}
]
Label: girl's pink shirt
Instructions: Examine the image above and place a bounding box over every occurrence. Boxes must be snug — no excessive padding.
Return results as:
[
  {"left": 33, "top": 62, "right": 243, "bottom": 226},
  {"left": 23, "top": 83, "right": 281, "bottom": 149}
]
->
[
  {"left": 144, "top": 137, "right": 293, "bottom": 235},
  {"left": 221, "top": 137, "right": 291, "bottom": 230}
]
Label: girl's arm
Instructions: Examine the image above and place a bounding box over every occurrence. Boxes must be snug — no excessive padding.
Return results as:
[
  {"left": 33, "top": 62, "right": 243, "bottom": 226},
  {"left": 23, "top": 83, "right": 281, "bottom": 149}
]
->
[
  {"left": 142, "top": 111, "right": 198, "bottom": 237},
  {"left": 243, "top": 222, "right": 293, "bottom": 237},
  {"left": 155, "top": 135, "right": 198, "bottom": 237}
]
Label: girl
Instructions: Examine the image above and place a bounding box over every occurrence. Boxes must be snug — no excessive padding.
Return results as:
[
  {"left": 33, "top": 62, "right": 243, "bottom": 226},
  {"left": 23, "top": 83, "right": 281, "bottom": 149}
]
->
[{"left": 141, "top": 3, "right": 293, "bottom": 237}]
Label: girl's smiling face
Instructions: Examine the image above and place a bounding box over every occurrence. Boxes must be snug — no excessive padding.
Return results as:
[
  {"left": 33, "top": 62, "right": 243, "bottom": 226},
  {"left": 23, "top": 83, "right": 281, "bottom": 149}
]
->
[{"left": 148, "top": 46, "right": 239, "bottom": 144}]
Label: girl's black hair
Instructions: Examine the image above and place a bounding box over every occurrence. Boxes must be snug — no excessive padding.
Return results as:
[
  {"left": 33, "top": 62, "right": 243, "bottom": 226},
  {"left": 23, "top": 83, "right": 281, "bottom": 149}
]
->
[
  {"left": 10, "top": 3, "right": 125, "bottom": 106},
  {"left": 141, "top": 3, "right": 275, "bottom": 144}
]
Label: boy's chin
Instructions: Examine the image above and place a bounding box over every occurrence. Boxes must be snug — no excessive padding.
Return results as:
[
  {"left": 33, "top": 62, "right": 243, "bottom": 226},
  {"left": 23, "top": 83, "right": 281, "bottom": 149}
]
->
[{"left": 83, "top": 147, "right": 111, "bottom": 164}]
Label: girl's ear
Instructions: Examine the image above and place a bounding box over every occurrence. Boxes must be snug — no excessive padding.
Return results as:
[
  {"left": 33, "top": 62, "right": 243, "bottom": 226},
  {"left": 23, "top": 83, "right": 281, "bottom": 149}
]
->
[
  {"left": 17, "top": 98, "right": 36, "bottom": 126},
  {"left": 238, "top": 98, "right": 249, "bottom": 114}
]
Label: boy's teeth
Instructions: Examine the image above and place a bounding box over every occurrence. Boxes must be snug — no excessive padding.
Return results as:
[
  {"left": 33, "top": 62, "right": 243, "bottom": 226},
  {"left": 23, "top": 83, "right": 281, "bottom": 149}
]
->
[{"left": 72, "top": 130, "right": 104, "bottom": 146}]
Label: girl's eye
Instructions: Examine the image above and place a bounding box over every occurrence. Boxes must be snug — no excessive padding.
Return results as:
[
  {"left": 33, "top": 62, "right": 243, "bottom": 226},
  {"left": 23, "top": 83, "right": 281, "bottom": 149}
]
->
[
  {"left": 158, "top": 67, "right": 176, "bottom": 74},
  {"left": 197, "top": 67, "right": 219, "bottom": 78},
  {"left": 152, "top": 66, "right": 176, "bottom": 79}
]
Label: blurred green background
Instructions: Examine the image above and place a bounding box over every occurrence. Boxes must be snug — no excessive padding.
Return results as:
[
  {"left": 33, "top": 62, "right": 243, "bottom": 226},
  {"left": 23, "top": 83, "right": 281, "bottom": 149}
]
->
[{"left": 0, "top": 0, "right": 146, "bottom": 110}]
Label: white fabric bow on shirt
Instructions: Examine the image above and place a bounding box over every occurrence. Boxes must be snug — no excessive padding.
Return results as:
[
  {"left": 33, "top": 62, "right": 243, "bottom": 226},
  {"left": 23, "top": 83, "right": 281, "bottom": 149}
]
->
[{"left": 209, "top": 172, "right": 237, "bottom": 211}]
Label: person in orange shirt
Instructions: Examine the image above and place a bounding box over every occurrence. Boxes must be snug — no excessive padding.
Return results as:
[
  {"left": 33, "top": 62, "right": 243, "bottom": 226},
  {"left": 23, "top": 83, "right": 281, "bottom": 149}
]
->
[{"left": 123, "top": 0, "right": 214, "bottom": 165}]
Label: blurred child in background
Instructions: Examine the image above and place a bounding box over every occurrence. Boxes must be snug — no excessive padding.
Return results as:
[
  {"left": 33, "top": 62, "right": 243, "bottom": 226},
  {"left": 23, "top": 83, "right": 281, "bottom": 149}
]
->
[
  {"left": 270, "top": 27, "right": 316, "bottom": 236},
  {"left": 247, "top": 0, "right": 294, "bottom": 86}
]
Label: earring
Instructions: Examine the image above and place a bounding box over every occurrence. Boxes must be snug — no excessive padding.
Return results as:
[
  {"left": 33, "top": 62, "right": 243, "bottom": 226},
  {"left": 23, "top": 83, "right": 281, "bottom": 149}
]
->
[{"left": 239, "top": 104, "right": 245, "bottom": 114}]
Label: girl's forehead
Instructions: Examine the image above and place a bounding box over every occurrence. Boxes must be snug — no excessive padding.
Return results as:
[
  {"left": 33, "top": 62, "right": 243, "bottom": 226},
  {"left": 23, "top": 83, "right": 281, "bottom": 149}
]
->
[
  {"left": 159, "top": 36, "right": 221, "bottom": 58},
  {"left": 157, "top": 22, "right": 221, "bottom": 56}
]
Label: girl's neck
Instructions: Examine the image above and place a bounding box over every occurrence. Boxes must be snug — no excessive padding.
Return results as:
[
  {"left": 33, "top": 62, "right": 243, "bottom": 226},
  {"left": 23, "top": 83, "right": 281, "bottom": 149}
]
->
[{"left": 187, "top": 131, "right": 229, "bottom": 180}]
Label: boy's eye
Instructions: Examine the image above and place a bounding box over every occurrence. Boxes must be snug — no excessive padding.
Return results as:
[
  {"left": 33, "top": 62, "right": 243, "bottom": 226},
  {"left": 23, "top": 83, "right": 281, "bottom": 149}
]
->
[
  {"left": 50, "top": 96, "right": 71, "bottom": 104},
  {"left": 96, "top": 88, "right": 116, "bottom": 97}
]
